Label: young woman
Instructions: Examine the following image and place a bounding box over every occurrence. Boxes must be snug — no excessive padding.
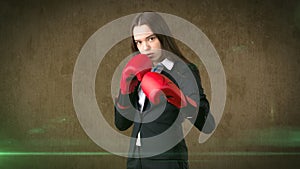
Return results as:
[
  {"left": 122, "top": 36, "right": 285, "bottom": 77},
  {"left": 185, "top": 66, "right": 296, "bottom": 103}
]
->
[{"left": 114, "top": 12, "right": 212, "bottom": 169}]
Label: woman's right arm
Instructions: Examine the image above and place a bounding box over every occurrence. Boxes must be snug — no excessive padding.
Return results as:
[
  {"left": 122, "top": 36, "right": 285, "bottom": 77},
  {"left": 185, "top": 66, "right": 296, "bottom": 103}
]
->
[
  {"left": 115, "top": 54, "right": 152, "bottom": 131},
  {"left": 114, "top": 90, "right": 137, "bottom": 131}
]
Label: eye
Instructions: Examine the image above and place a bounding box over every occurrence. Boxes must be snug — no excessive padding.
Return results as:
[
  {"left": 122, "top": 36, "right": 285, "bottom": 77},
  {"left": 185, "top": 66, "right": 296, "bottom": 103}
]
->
[
  {"left": 148, "top": 36, "right": 156, "bottom": 41},
  {"left": 135, "top": 41, "right": 141, "bottom": 45}
]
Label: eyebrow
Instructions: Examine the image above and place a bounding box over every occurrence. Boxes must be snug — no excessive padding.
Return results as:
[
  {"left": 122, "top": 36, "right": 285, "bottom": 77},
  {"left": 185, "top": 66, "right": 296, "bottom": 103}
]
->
[{"left": 134, "top": 34, "right": 156, "bottom": 42}]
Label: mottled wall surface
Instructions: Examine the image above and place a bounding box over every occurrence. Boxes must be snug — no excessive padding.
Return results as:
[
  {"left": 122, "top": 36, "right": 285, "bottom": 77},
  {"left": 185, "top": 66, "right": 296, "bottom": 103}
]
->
[{"left": 1, "top": 0, "right": 300, "bottom": 169}]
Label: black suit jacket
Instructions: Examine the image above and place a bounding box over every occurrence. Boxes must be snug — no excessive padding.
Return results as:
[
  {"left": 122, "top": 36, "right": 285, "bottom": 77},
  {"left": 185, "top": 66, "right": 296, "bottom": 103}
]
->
[{"left": 114, "top": 60, "right": 212, "bottom": 168}]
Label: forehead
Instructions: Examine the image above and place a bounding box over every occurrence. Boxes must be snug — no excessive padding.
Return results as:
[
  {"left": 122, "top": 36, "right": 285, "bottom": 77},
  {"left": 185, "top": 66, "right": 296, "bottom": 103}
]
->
[{"left": 133, "top": 25, "right": 154, "bottom": 40}]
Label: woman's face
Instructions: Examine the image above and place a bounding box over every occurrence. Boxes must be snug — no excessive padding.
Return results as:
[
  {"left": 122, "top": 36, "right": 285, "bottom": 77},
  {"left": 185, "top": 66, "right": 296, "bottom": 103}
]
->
[{"left": 133, "top": 24, "right": 163, "bottom": 66}]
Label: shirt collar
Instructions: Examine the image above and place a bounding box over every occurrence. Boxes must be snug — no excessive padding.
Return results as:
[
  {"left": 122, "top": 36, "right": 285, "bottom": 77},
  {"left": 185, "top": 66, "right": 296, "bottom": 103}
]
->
[{"left": 160, "top": 58, "right": 174, "bottom": 70}]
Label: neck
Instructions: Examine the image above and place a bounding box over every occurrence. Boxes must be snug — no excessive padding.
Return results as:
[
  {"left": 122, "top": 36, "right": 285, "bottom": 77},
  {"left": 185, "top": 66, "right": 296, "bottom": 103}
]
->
[
  {"left": 152, "top": 61, "right": 159, "bottom": 67},
  {"left": 153, "top": 56, "right": 166, "bottom": 67}
]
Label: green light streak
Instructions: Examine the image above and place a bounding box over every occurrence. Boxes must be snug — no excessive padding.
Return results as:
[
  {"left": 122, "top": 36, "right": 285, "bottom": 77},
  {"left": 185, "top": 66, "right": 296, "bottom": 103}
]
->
[
  {"left": 27, "top": 128, "right": 45, "bottom": 135},
  {"left": 190, "top": 152, "right": 300, "bottom": 156},
  {"left": 0, "top": 152, "right": 120, "bottom": 156},
  {"left": 0, "top": 152, "right": 299, "bottom": 156}
]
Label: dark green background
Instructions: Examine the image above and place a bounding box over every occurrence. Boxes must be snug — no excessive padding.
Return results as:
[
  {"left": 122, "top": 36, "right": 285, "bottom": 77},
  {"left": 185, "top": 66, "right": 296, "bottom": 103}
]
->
[{"left": 1, "top": 0, "right": 300, "bottom": 168}]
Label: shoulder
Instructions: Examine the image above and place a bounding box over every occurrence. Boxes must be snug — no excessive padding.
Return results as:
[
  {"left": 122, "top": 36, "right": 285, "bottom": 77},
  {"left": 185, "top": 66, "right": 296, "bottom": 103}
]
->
[{"left": 172, "top": 60, "right": 200, "bottom": 76}]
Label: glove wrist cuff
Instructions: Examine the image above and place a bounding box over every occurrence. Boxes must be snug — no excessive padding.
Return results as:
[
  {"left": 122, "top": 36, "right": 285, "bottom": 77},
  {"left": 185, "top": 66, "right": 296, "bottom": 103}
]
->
[{"left": 117, "top": 92, "right": 132, "bottom": 110}]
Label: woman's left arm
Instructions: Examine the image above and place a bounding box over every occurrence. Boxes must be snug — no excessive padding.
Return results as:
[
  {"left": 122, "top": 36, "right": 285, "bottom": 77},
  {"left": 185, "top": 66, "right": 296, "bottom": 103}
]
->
[{"left": 180, "top": 63, "right": 213, "bottom": 133}]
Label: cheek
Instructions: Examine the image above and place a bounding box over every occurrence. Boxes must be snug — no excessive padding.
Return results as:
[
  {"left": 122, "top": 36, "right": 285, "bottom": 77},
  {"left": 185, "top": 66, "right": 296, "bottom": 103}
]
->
[
  {"left": 136, "top": 45, "right": 143, "bottom": 52},
  {"left": 152, "top": 41, "right": 161, "bottom": 49}
]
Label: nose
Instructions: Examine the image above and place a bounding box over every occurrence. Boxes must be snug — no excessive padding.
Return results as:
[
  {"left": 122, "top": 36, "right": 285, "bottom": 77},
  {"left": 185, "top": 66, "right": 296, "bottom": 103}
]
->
[{"left": 142, "top": 41, "right": 150, "bottom": 51}]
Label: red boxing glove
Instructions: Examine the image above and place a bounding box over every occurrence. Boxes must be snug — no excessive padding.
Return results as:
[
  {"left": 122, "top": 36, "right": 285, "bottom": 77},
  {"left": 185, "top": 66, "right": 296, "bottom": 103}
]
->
[
  {"left": 140, "top": 72, "right": 197, "bottom": 109},
  {"left": 120, "top": 54, "right": 152, "bottom": 94}
]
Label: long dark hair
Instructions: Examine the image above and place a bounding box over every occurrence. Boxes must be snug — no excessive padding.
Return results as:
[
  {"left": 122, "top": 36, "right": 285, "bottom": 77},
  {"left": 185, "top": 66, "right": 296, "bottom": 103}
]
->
[{"left": 130, "top": 12, "right": 191, "bottom": 63}]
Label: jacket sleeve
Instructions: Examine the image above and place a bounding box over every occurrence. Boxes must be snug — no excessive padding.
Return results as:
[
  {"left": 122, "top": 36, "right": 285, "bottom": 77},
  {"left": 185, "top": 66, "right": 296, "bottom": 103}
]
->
[
  {"left": 180, "top": 63, "right": 215, "bottom": 133},
  {"left": 114, "top": 89, "right": 137, "bottom": 131}
]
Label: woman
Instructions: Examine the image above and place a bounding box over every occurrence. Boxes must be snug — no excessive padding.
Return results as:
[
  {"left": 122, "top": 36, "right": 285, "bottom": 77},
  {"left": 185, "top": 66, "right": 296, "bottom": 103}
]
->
[{"left": 114, "top": 12, "right": 212, "bottom": 169}]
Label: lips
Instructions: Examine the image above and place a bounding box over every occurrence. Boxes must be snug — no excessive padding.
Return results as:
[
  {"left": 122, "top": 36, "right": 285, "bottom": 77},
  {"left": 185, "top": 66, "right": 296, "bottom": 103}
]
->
[{"left": 145, "top": 53, "right": 154, "bottom": 58}]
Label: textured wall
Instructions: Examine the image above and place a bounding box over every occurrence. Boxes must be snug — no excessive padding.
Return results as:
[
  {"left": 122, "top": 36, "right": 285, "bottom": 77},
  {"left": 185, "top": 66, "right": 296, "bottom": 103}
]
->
[{"left": 1, "top": 0, "right": 300, "bottom": 169}]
